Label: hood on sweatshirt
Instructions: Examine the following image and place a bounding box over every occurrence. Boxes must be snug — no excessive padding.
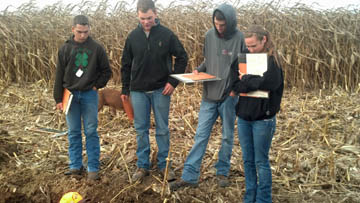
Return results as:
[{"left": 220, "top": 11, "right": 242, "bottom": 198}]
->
[{"left": 212, "top": 3, "right": 238, "bottom": 40}]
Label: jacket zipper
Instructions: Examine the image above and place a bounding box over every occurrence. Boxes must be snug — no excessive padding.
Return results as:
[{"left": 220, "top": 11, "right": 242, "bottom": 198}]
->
[{"left": 146, "top": 32, "right": 150, "bottom": 51}]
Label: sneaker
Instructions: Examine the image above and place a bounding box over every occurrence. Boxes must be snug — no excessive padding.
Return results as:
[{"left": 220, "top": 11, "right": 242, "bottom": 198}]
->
[
  {"left": 160, "top": 168, "right": 176, "bottom": 181},
  {"left": 132, "top": 168, "right": 149, "bottom": 182},
  {"left": 88, "top": 171, "right": 100, "bottom": 180},
  {"left": 217, "top": 175, "right": 230, "bottom": 187},
  {"left": 169, "top": 179, "right": 198, "bottom": 191},
  {"left": 64, "top": 167, "right": 84, "bottom": 176}
]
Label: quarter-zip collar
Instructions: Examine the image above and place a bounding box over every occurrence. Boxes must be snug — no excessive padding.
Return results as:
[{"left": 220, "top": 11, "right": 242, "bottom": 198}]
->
[{"left": 138, "top": 18, "right": 161, "bottom": 34}]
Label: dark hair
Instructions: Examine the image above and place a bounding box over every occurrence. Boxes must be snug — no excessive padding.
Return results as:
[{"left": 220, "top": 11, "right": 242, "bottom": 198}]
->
[
  {"left": 137, "top": 0, "right": 156, "bottom": 13},
  {"left": 244, "top": 25, "right": 279, "bottom": 64},
  {"left": 73, "top": 15, "right": 89, "bottom": 26},
  {"left": 214, "top": 10, "right": 225, "bottom": 21}
]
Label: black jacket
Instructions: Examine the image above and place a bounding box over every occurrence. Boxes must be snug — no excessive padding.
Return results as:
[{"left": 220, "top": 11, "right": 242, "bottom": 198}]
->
[
  {"left": 233, "top": 55, "right": 284, "bottom": 121},
  {"left": 53, "top": 36, "right": 112, "bottom": 103},
  {"left": 121, "top": 19, "right": 188, "bottom": 95}
]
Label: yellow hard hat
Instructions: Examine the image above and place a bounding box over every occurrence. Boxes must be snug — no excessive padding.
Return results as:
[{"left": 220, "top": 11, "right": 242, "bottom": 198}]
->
[{"left": 59, "top": 192, "right": 83, "bottom": 203}]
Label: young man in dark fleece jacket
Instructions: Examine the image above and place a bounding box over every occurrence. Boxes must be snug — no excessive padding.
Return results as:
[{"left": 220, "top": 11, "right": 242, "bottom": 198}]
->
[
  {"left": 53, "top": 15, "right": 112, "bottom": 181},
  {"left": 170, "top": 3, "right": 248, "bottom": 191},
  {"left": 120, "top": 0, "right": 188, "bottom": 182}
]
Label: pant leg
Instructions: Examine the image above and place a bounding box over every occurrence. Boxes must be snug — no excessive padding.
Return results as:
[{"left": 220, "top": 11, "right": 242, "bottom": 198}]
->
[
  {"left": 237, "top": 117, "right": 257, "bottom": 203},
  {"left": 66, "top": 91, "right": 83, "bottom": 170},
  {"left": 253, "top": 116, "right": 276, "bottom": 203},
  {"left": 181, "top": 100, "right": 218, "bottom": 184},
  {"left": 81, "top": 89, "right": 100, "bottom": 172},
  {"left": 151, "top": 87, "right": 171, "bottom": 170},
  {"left": 131, "top": 91, "right": 151, "bottom": 170},
  {"left": 215, "top": 95, "right": 238, "bottom": 176}
]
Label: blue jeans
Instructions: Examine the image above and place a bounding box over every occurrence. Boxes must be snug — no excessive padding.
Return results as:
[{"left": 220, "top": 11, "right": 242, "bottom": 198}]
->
[
  {"left": 66, "top": 89, "right": 99, "bottom": 172},
  {"left": 181, "top": 96, "right": 238, "bottom": 183},
  {"left": 130, "top": 87, "right": 170, "bottom": 170},
  {"left": 237, "top": 116, "right": 276, "bottom": 203}
]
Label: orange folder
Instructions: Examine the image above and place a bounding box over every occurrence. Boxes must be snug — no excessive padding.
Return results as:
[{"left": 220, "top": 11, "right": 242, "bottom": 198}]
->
[
  {"left": 238, "top": 62, "right": 248, "bottom": 97},
  {"left": 238, "top": 54, "right": 269, "bottom": 98},
  {"left": 62, "top": 88, "right": 73, "bottom": 115},
  {"left": 123, "top": 99, "right": 134, "bottom": 121},
  {"left": 239, "top": 63, "right": 247, "bottom": 74},
  {"left": 183, "top": 72, "right": 216, "bottom": 81}
]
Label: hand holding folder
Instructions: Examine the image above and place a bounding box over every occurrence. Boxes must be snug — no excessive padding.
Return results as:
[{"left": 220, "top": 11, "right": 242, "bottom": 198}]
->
[
  {"left": 62, "top": 88, "right": 73, "bottom": 115},
  {"left": 238, "top": 53, "right": 269, "bottom": 98}
]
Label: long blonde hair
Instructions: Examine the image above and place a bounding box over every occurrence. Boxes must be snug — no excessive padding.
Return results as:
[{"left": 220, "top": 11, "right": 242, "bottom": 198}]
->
[{"left": 244, "top": 25, "right": 280, "bottom": 65}]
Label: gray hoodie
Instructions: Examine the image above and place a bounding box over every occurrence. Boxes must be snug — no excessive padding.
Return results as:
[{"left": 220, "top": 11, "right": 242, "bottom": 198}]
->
[{"left": 197, "top": 3, "right": 247, "bottom": 102}]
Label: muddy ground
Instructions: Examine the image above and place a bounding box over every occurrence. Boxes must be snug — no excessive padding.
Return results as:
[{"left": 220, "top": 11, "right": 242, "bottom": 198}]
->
[{"left": 0, "top": 82, "right": 359, "bottom": 202}]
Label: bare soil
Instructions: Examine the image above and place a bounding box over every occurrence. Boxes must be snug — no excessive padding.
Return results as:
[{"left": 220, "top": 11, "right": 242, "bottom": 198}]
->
[{"left": 0, "top": 82, "right": 359, "bottom": 203}]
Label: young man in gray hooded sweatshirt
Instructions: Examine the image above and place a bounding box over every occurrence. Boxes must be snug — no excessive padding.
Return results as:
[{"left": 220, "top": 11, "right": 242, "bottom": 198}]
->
[{"left": 170, "top": 3, "right": 247, "bottom": 190}]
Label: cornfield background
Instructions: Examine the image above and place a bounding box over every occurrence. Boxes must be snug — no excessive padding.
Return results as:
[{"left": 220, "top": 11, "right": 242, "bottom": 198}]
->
[
  {"left": 0, "top": 0, "right": 359, "bottom": 91},
  {"left": 0, "top": 0, "right": 360, "bottom": 202}
]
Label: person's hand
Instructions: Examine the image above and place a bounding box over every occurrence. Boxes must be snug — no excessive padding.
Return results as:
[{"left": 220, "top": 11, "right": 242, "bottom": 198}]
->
[
  {"left": 93, "top": 86, "right": 97, "bottom": 91},
  {"left": 121, "top": 94, "right": 129, "bottom": 102},
  {"left": 239, "top": 70, "right": 245, "bottom": 80},
  {"left": 162, "top": 83, "right": 175, "bottom": 95},
  {"left": 230, "top": 91, "right": 237, "bottom": 97},
  {"left": 193, "top": 70, "right": 199, "bottom": 75},
  {"left": 56, "top": 102, "right": 63, "bottom": 111}
]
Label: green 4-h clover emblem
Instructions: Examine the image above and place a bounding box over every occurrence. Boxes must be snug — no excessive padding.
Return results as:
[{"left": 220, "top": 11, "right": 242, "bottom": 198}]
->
[{"left": 75, "top": 52, "right": 89, "bottom": 68}]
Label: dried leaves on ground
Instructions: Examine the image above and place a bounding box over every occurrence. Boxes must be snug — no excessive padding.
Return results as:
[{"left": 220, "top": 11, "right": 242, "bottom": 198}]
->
[{"left": 0, "top": 82, "right": 359, "bottom": 202}]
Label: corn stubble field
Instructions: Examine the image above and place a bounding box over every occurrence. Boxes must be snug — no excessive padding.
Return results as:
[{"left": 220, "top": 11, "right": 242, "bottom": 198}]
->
[{"left": 0, "top": 0, "right": 359, "bottom": 202}]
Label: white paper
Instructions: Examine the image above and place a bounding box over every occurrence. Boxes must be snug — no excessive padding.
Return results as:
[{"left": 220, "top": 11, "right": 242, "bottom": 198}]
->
[{"left": 246, "top": 53, "right": 268, "bottom": 76}]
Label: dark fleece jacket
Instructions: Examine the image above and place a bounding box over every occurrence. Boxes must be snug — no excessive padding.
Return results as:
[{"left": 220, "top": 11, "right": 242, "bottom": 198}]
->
[{"left": 53, "top": 36, "right": 112, "bottom": 103}]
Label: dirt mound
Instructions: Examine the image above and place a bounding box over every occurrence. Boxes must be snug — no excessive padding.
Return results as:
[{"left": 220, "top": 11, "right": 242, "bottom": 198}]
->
[{"left": 0, "top": 129, "right": 18, "bottom": 163}]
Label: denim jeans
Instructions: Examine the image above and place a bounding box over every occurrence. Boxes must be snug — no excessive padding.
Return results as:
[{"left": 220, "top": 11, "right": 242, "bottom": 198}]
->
[
  {"left": 130, "top": 87, "right": 170, "bottom": 170},
  {"left": 66, "top": 89, "right": 99, "bottom": 172},
  {"left": 237, "top": 116, "right": 276, "bottom": 203},
  {"left": 181, "top": 96, "right": 238, "bottom": 183}
]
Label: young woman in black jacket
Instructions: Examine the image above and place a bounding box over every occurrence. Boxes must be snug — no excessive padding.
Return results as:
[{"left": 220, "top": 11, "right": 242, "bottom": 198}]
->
[{"left": 233, "top": 25, "right": 284, "bottom": 203}]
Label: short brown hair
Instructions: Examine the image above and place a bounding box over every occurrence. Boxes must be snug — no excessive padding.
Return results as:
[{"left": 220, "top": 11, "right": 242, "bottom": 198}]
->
[
  {"left": 73, "top": 15, "right": 89, "bottom": 26},
  {"left": 137, "top": 0, "right": 156, "bottom": 13},
  {"left": 214, "top": 10, "right": 225, "bottom": 21}
]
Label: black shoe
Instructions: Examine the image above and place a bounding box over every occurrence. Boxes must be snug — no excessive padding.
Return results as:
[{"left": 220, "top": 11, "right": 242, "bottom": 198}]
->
[
  {"left": 132, "top": 168, "right": 150, "bottom": 182},
  {"left": 64, "top": 166, "right": 84, "bottom": 175},
  {"left": 88, "top": 171, "right": 100, "bottom": 180},
  {"left": 160, "top": 168, "right": 176, "bottom": 181},
  {"left": 169, "top": 179, "right": 198, "bottom": 191},
  {"left": 217, "top": 175, "right": 230, "bottom": 187}
]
